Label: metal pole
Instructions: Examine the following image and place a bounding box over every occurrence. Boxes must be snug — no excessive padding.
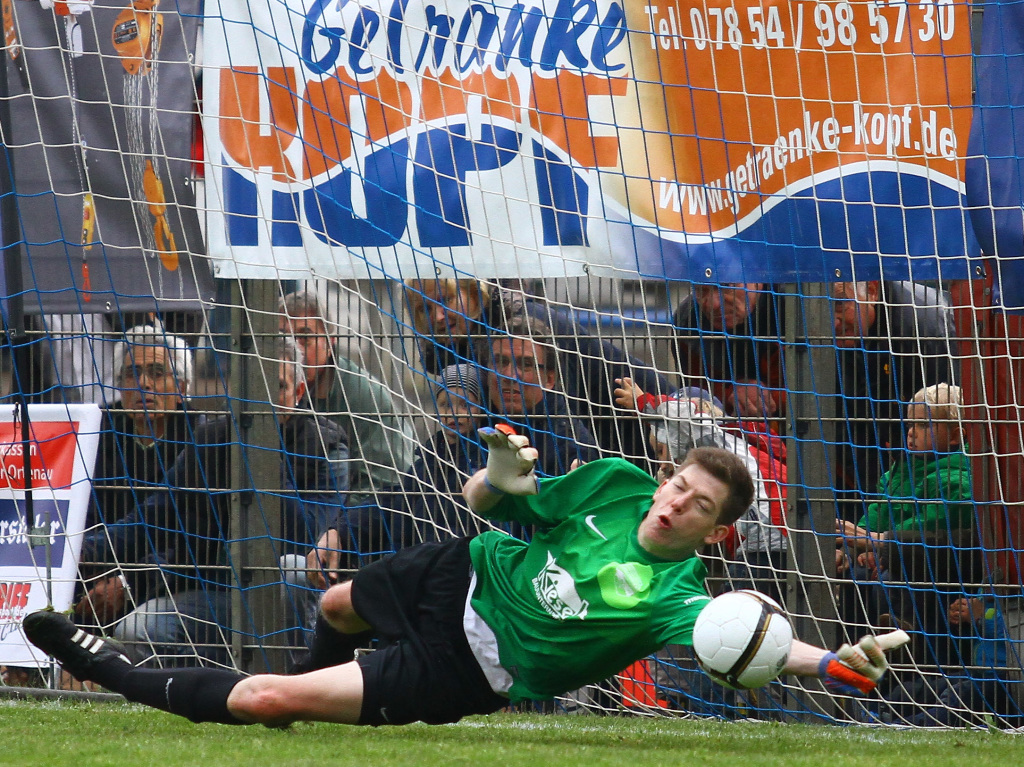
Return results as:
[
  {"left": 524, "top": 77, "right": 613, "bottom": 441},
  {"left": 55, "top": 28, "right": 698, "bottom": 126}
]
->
[
  {"left": 0, "top": 45, "right": 52, "bottom": 686},
  {"left": 0, "top": 39, "right": 34, "bottom": 573},
  {"left": 228, "top": 279, "right": 284, "bottom": 674},
  {"left": 784, "top": 282, "right": 839, "bottom": 721}
]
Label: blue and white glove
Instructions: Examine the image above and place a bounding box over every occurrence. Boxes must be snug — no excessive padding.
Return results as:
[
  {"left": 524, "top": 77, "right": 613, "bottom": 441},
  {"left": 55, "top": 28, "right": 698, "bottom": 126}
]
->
[
  {"left": 818, "top": 630, "right": 909, "bottom": 696},
  {"left": 478, "top": 426, "right": 540, "bottom": 496}
]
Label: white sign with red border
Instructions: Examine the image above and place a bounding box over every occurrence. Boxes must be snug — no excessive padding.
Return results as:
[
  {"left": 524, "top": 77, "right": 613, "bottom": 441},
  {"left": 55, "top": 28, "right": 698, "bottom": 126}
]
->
[{"left": 0, "top": 405, "right": 101, "bottom": 666}]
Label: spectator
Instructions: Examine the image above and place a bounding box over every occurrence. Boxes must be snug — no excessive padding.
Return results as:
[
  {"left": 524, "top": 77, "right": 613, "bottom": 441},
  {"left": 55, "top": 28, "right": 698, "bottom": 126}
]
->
[
  {"left": 279, "top": 289, "right": 414, "bottom": 507},
  {"left": 831, "top": 281, "right": 955, "bottom": 505},
  {"left": 482, "top": 312, "right": 599, "bottom": 477},
  {"left": 85, "top": 324, "right": 198, "bottom": 532},
  {"left": 305, "top": 363, "right": 498, "bottom": 590},
  {"left": 22, "top": 324, "right": 194, "bottom": 689},
  {"left": 405, "top": 278, "right": 669, "bottom": 464},
  {"left": 672, "top": 283, "right": 784, "bottom": 420},
  {"left": 836, "top": 383, "right": 974, "bottom": 664},
  {"left": 837, "top": 383, "right": 973, "bottom": 556},
  {"left": 76, "top": 338, "right": 348, "bottom": 666},
  {"left": 401, "top": 363, "right": 491, "bottom": 540},
  {"left": 405, "top": 279, "right": 495, "bottom": 375}
]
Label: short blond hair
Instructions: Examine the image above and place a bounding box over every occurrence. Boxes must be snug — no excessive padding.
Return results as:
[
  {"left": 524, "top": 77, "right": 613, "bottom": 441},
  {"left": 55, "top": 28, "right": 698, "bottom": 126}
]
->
[{"left": 911, "top": 383, "right": 961, "bottom": 422}]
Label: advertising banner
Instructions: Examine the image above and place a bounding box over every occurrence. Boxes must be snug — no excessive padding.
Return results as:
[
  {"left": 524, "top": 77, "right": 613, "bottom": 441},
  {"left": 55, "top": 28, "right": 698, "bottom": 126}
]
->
[
  {"left": 204, "top": 0, "right": 979, "bottom": 282},
  {"left": 0, "top": 405, "right": 101, "bottom": 666},
  {"left": 4, "top": 0, "right": 214, "bottom": 313},
  {"left": 966, "top": 0, "right": 1024, "bottom": 311}
]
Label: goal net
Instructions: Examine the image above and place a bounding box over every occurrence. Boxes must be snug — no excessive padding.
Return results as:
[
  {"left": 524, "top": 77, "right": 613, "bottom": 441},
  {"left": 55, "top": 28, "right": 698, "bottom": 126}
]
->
[{"left": 0, "top": 0, "right": 1022, "bottom": 729}]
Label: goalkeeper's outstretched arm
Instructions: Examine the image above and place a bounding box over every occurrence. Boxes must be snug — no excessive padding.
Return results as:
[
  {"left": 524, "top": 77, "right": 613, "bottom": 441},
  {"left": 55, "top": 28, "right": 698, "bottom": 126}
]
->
[
  {"left": 784, "top": 639, "right": 831, "bottom": 676},
  {"left": 783, "top": 631, "right": 909, "bottom": 696}
]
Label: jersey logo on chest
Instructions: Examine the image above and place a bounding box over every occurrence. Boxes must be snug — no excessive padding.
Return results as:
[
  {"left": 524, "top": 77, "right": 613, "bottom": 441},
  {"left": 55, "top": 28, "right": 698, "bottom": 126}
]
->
[
  {"left": 532, "top": 551, "right": 589, "bottom": 620},
  {"left": 584, "top": 514, "right": 607, "bottom": 540}
]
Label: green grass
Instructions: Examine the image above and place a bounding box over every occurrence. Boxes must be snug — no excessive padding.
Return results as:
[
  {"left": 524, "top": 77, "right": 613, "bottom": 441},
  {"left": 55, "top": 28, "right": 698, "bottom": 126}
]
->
[{"left": 0, "top": 699, "right": 1017, "bottom": 767}]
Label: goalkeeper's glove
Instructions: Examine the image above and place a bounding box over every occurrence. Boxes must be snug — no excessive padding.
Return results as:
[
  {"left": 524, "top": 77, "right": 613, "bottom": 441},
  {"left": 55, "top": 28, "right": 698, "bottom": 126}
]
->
[
  {"left": 478, "top": 425, "right": 540, "bottom": 496},
  {"left": 818, "top": 631, "right": 904, "bottom": 696}
]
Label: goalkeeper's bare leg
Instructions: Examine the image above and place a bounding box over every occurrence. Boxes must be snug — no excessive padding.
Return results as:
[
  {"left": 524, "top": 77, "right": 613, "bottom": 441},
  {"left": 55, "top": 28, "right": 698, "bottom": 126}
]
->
[{"left": 23, "top": 582, "right": 373, "bottom": 726}]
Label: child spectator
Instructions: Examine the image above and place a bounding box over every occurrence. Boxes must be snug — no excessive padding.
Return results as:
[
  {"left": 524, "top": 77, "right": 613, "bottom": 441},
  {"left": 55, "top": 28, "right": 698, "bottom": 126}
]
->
[
  {"left": 836, "top": 383, "right": 974, "bottom": 665},
  {"left": 837, "top": 383, "right": 973, "bottom": 554}
]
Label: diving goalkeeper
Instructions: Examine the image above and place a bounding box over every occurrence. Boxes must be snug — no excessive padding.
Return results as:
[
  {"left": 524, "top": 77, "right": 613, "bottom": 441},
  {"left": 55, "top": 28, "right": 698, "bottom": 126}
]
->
[{"left": 25, "top": 428, "right": 901, "bottom": 727}]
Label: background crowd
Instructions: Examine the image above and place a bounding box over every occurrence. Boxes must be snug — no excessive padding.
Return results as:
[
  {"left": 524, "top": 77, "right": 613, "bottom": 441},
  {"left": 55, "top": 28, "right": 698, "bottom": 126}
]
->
[{"left": 7, "top": 278, "right": 1021, "bottom": 727}]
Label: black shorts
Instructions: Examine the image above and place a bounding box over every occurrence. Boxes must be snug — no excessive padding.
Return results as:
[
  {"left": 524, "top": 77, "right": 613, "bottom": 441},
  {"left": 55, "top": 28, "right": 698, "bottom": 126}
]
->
[{"left": 351, "top": 536, "right": 508, "bottom": 725}]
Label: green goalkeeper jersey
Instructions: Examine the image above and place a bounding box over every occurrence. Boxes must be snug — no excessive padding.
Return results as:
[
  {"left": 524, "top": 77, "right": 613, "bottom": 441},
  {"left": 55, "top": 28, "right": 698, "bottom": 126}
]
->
[{"left": 468, "top": 458, "right": 712, "bottom": 702}]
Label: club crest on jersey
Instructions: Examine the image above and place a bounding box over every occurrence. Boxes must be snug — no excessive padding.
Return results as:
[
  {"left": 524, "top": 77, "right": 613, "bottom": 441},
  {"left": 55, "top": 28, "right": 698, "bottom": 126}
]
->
[{"left": 532, "top": 551, "right": 589, "bottom": 620}]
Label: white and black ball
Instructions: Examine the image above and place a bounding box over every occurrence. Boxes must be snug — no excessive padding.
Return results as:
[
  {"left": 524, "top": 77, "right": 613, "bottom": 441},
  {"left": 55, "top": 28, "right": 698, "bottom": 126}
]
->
[{"left": 692, "top": 590, "right": 793, "bottom": 690}]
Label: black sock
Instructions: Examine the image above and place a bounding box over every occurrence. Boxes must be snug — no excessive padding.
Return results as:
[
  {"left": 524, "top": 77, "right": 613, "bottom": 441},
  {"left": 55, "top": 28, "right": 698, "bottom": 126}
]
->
[
  {"left": 120, "top": 667, "right": 247, "bottom": 725},
  {"left": 88, "top": 653, "right": 134, "bottom": 692},
  {"left": 298, "top": 614, "right": 371, "bottom": 672}
]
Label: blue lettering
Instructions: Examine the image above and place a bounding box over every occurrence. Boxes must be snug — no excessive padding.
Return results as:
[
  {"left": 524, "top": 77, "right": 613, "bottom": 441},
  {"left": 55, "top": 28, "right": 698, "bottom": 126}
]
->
[
  {"left": 348, "top": 8, "right": 381, "bottom": 75},
  {"left": 456, "top": 5, "right": 500, "bottom": 73},
  {"left": 413, "top": 6, "right": 454, "bottom": 72},
  {"left": 413, "top": 125, "right": 521, "bottom": 246},
  {"left": 539, "top": 0, "right": 598, "bottom": 72},
  {"left": 591, "top": 2, "right": 626, "bottom": 73},
  {"left": 533, "top": 140, "right": 589, "bottom": 245},
  {"left": 0, "top": 498, "right": 67, "bottom": 567},
  {"left": 385, "top": 0, "right": 410, "bottom": 74},
  {"left": 272, "top": 190, "right": 303, "bottom": 246},
  {"left": 224, "top": 163, "right": 258, "bottom": 246},
  {"left": 301, "top": 0, "right": 347, "bottom": 76},
  {"left": 496, "top": 4, "right": 544, "bottom": 71},
  {"left": 305, "top": 141, "right": 410, "bottom": 246},
  {"left": 300, "top": 0, "right": 627, "bottom": 78}
]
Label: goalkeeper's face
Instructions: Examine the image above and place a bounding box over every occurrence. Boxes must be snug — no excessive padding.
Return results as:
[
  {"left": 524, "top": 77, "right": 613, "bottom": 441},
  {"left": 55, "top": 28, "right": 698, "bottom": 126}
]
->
[{"left": 638, "top": 463, "right": 731, "bottom": 560}]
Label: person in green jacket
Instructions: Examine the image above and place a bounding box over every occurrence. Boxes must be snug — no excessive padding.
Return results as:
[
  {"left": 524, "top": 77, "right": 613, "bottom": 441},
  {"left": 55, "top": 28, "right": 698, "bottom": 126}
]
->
[
  {"left": 837, "top": 382, "right": 972, "bottom": 576},
  {"left": 278, "top": 290, "right": 415, "bottom": 508},
  {"left": 836, "top": 383, "right": 975, "bottom": 667}
]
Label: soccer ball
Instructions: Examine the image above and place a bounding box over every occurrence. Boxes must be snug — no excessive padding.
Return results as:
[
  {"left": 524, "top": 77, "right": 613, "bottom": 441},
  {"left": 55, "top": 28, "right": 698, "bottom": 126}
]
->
[{"left": 692, "top": 590, "right": 793, "bottom": 690}]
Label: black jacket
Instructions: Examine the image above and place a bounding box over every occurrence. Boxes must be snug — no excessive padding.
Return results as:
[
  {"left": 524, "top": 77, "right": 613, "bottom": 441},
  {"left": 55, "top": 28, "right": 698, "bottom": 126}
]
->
[{"left": 81, "top": 412, "right": 347, "bottom": 602}]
